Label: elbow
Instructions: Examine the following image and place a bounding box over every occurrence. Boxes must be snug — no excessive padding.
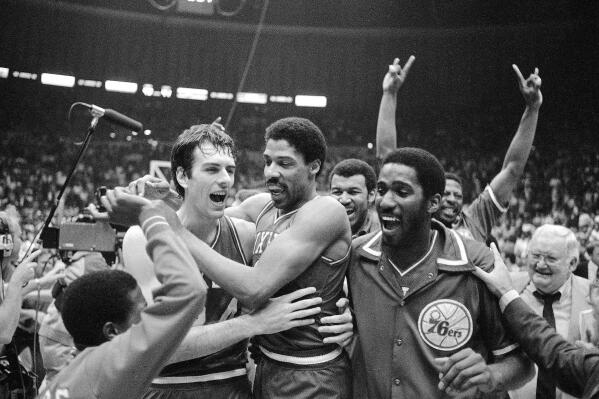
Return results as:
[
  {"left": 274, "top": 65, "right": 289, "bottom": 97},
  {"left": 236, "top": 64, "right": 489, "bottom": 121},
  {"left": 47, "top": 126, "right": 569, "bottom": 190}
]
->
[{"left": 239, "top": 287, "right": 271, "bottom": 311}]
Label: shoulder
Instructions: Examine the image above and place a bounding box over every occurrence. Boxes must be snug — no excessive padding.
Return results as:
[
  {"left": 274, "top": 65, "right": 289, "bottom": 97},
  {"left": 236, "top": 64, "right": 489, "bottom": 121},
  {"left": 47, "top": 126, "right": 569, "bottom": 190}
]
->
[
  {"left": 572, "top": 274, "right": 591, "bottom": 292},
  {"left": 351, "top": 230, "right": 382, "bottom": 262},
  {"left": 299, "top": 196, "right": 347, "bottom": 220},
  {"left": 228, "top": 216, "right": 256, "bottom": 238},
  {"left": 433, "top": 221, "right": 494, "bottom": 272},
  {"left": 226, "top": 193, "right": 271, "bottom": 222}
]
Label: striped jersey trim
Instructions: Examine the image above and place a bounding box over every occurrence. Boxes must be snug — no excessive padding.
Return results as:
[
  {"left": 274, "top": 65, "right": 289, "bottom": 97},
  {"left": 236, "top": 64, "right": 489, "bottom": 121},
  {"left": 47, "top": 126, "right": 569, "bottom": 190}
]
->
[
  {"left": 486, "top": 185, "right": 508, "bottom": 213},
  {"left": 259, "top": 345, "right": 343, "bottom": 365},
  {"left": 387, "top": 231, "right": 438, "bottom": 277},
  {"left": 362, "top": 231, "right": 383, "bottom": 257},
  {"left": 151, "top": 368, "right": 247, "bottom": 385},
  {"left": 492, "top": 343, "right": 519, "bottom": 357},
  {"left": 255, "top": 201, "right": 275, "bottom": 226},
  {"left": 321, "top": 247, "right": 351, "bottom": 266},
  {"left": 224, "top": 216, "right": 249, "bottom": 265},
  {"left": 437, "top": 229, "right": 468, "bottom": 266}
]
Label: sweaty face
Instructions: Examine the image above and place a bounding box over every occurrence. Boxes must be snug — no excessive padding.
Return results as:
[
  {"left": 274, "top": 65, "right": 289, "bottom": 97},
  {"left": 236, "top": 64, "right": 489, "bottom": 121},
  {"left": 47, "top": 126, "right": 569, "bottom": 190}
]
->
[
  {"left": 330, "top": 174, "right": 372, "bottom": 234},
  {"left": 180, "top": 143, "right": 236, "bottom": 219},
  {"left": 527, "top": 232, "right": 574, "bottom": 294},
  {"left": 263, "top": 139, "right": 314, "bottom": 213},
  {"left": 376, "top": 163, "right": 428, "bottom": 247},
  {"left": 436, "top": 179, "right": 463, "bottom": 225}
]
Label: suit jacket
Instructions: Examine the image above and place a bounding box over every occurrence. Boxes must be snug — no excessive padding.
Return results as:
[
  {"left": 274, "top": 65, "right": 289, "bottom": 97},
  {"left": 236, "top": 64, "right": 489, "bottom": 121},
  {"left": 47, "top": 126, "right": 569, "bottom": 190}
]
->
[{"left": 504, "top": 297, "right": 599, "bottom": 399}]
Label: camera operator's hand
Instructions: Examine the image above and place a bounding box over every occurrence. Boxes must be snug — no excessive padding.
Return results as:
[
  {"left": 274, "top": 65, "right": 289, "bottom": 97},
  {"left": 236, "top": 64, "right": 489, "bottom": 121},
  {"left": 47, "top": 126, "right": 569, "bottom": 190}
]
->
[
  {"left": 100, "top": 187, "right": 153, "bottom": 226},
  {"left": 9, "top": 249, "right": 41, "bottom": 290},
  {"left": 128, "top": 175, "right": 170, "bottom": 199}
]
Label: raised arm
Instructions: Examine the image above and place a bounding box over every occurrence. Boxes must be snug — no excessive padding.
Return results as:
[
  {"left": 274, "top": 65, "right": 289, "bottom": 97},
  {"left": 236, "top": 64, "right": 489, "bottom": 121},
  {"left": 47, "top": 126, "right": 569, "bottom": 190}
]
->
[
  {"left": 183, "top": 196, "right": 350, "bottom": 309},
  {"left": 489, "top": 65, "right": 542, "bottom": 204},
  {"left": 376, "top": 56, "right": 415, "bottom": 160}
]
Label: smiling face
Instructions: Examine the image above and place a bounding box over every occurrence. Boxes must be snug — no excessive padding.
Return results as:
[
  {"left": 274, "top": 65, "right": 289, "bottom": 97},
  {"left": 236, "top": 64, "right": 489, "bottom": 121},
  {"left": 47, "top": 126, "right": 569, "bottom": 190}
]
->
[
  {"left": 263, "top": 139, "right": 317, "bottom": 213},
  {"left": 330, "top": 174, "right": 373, "bottom": 234},
  {"left": 376, "top": 163, "right": 431, "bottom": 247},
  {"left": 527, "top": 230, "right": 576, "bottom": 294},
  {"left": 435, "top": 178, "right": 463, "bottom": 226},
  {"left": 177, "top": 143, "right": 236, "bottom": 219}
]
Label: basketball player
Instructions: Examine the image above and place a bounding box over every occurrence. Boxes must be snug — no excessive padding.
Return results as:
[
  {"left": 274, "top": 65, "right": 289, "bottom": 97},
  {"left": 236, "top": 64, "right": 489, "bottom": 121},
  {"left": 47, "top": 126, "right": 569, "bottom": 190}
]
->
[
  {"left": 120, "top": 124, "right": 332, "bottom": 399},
  {"left": 377, "top": 57, "right": 542, "bottom": 243},
  {"left": 349, "top": 148, "right": 533, "bottom": 398}
]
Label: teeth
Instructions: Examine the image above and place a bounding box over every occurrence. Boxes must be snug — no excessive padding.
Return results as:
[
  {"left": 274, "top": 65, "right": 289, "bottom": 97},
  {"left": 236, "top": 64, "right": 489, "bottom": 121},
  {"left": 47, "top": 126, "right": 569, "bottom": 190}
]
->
[{"left": 382, "top": 216, "right": 399, "bottom": 221}]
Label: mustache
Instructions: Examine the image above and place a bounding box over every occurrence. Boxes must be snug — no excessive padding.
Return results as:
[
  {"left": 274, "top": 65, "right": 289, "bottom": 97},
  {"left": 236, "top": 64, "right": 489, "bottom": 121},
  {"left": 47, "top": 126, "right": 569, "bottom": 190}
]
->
[{"left": 266, "top": 178, "right": 282, "bottom": 186}]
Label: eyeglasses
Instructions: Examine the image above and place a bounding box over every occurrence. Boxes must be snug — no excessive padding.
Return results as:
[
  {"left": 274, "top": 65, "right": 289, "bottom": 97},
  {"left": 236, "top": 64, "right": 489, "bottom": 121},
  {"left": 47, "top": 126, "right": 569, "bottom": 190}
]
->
[{"left": 529, "top": 253, "right": 561, "bottom": 267}]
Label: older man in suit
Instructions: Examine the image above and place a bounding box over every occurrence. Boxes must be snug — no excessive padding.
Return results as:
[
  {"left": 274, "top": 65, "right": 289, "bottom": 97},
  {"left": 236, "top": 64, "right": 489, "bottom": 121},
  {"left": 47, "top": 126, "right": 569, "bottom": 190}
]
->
[{"left": 510, "top": 224, "right": 592, "bottom": 399}]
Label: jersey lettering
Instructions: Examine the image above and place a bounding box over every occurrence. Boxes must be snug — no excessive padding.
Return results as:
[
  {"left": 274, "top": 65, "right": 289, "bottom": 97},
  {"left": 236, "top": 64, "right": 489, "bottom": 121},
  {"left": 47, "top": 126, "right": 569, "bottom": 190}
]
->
[
  {"left": 418, "top": 299, "right": 473, "bottom": 351},
  {"left": 253, "top": 231, "right": 278, "bottom": 257}
]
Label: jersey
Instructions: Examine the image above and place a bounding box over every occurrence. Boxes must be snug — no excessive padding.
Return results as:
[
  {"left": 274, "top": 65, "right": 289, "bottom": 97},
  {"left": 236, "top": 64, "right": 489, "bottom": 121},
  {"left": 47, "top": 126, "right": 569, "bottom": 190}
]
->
[
  {"left": 453, "top": 185, "right": 507, "bottom": 243},
  {"left": 349, "top": 220, "right": 520, "bottom": 399},
  {"left": 252, "top": 200, "right": 350, "bottom": 355},
  {"left": 155, "top": 216, "right": 250, "bottom": 380}
]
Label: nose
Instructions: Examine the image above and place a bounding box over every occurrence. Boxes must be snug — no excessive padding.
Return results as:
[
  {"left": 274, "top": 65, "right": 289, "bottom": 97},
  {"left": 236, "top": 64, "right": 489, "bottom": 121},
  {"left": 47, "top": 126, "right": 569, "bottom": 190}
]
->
[
  {"left": 216, "top": 169, "right": 232, "bottom": 186},
  {"left": 264, "top": 163, "right": 280, "bottom": 180},
  {"left": 338, "top": 192, "right": 351, "bottom": 205},
  {"left": 445, "top": 193, "right": 456, "bottom": 204},
  {"left": 377, "top": 191, "right": 396, "bottom": 212}
]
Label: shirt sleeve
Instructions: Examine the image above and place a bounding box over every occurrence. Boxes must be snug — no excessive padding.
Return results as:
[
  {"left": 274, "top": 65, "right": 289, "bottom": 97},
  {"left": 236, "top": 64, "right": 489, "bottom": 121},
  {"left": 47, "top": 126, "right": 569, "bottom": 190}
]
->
[
  {"left": 476, "top": 278, "right": 520, "bottom": 359},
  {"left": 463, "top": 186, "right": 507, "bottom": 242},
  {"left": 87, "top": 215, "right": 207, "bottom": 399},
  {"left": 503, "top": 297, "right": 599, "bottom": 398}
]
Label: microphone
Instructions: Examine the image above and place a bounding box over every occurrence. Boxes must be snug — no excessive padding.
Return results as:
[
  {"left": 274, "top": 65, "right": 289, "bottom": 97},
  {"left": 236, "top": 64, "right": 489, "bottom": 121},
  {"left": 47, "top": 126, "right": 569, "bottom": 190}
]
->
[{"left": 89, "top": 104, "right": 143, "bottom": 133}]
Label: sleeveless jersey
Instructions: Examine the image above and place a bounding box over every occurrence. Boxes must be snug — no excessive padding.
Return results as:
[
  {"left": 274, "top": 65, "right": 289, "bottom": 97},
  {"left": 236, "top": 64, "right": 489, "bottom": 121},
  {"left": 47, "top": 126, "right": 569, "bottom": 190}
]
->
[
  {"left": 158, "top": 216, "right": 250, "bottom": 378},
  {"left": 252, "top": 200, "right": 350, "bottom": 356}
]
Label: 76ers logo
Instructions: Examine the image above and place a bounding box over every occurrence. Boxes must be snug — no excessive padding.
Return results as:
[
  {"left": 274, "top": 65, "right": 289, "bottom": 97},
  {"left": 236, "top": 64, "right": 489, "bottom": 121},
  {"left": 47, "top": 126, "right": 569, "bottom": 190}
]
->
[{"left": 418, "top": 299, "right": 473, "bottom": 351}]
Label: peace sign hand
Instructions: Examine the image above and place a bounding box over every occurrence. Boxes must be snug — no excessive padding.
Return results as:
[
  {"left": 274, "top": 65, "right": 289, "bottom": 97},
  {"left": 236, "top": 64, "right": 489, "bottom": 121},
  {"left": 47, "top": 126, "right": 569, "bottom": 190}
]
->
[
  {"left": 383, "top": 56, "right": 416, "bottom": 94},
  {"left": 513, "top": 64, "right": 542, "bottom": 109}
]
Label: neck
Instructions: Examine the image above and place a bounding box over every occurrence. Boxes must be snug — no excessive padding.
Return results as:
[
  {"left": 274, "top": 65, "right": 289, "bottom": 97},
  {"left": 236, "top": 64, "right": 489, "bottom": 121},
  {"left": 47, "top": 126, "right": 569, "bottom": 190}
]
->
[
  {"left": 178, "top": 203, "right": 219, "bottom": 243},
  {"left": 280, "top": 185, "right": 318, "bottom": 215},
  {"left": 384, "top": 220, "right": 434, "bottom": 271}
]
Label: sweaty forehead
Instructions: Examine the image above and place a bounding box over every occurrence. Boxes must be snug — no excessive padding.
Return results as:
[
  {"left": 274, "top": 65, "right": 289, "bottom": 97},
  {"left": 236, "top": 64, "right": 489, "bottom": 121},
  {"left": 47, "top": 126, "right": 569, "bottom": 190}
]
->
[
  {"left": 193, "top": 143, "right": 235, "bottom": 165},
  {"left": 330, "top": 174, "right": 367, "bottom": 190},
  {"left": 378, "top": 163, "right": 420, "bottom": 186}
]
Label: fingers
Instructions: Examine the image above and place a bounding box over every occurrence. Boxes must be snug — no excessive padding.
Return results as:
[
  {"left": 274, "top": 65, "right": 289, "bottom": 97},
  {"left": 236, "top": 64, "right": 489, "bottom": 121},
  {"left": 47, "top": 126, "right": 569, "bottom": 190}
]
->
[
  {"left": 437, "top": 349, "right": 486, "bottom": 391},
  {"left": 22, "top": 249, "right": 42, "bottom": 264},
  {"left": 289, "top": 297, "right": 323, "bottom": 311},
  {"left": 335, "top": 297, "right": 349, "bottom": 309},
  {"left": 289, "top": 306, "right": 322, "bottom": 320},
  {"left": 402, "top": 55, "right": 416, "bottom": 76},
  {"left": 320, "top": 310, "right": 352, "bottom": 325},
  {"left": 275, "top": 286, "right": 317, "bottom": 302},
  {"left": 490, "top": 243, "right": 507, "bottom": 272},
  {"left": 88, "top": 204, "right": 109, "bottom": 221},
  {"left": 318, "top": 322, "right": 352, "bottom": 335},
  {"left": 512, "top": 64, "right": 525, "bottom": 86},
  {"left": 323, "top": 331, "right": 353, "bottom": 345}
]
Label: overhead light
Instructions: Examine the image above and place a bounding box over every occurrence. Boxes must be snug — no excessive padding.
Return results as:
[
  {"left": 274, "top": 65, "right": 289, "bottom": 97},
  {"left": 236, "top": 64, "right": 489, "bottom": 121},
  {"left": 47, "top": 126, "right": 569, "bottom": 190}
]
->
[
  {"left": 269, "top": 95, "right": 293, "bottom": 103},
  {"left": 160, "top": 85, "right": 172, "bottom": 98},
  {"left": 12, "top": 71, "right": 37, "bottom": 80},
  {"left": 236, "top": 92, "right": 267, "bottom": 104},
  {"left": 131, "top": 131, "right": 138, "bottom": 136},
  {"left": 77, "top": 79, "right": 102, "bottom": 88},
  {"left": 0, "top": 68, "right": 8, "bottom": 79},
  {"left": 144, "top": 129, "right": 152, "bottom": 136},
  {"left": 41, "top": 73, "right": 75, "bottom": 88},
  {"left": 295, "top": 95, "right": 327, "bottom": 108},
  {"left": 105, "top": 80, "right": 138, "bottom": 94},
  {"left": 176, "top": 87, "right": 208, "bottom": 101},
  {"left": 142, "top": 84, "right": 154, "bottom": 97},
  {"left": 109, "top": 132, "right": 116, "bottom": 139},
  {"left": 210, "top": 92, "right": 234, "bottom": 100},
  {"left": 126, "top": 135, "right": 132, "bottom": 141}
]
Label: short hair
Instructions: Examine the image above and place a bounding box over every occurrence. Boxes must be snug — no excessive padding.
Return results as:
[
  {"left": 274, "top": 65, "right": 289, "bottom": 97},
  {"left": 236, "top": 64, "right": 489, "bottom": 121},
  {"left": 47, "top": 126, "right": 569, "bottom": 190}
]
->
[
  {"left": 531, "top": 224, "right": 579, "bottom": 264},
  {"left": 444, "top": 172, "right": 463, "bottom": 188},
  {"left": 171, "top": 124, "right": 236, "bottom": 197},
  {"left": 329, "top": 159, "right": 377, "bottom": 193},
  {"left": 264, "top": 117, "right": 327, "bottom": 177},
  {"left": 62, "top": 270, "right": 139, "bottom": 349},
  {"left": 381, "top": 148, "right": 445, "bottom": 199}
]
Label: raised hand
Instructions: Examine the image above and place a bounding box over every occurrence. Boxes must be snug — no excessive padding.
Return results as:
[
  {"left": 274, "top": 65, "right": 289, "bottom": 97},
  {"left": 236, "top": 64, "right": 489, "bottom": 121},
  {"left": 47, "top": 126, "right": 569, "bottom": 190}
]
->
[
  {"left": 383, "top": 56, "right": 416, "bottom": 94},
  {"left": 100, "top": 186, "right": 153, "bottom": 227},
  {"left": 513, "top": 64, "right": 542, "bottom": 109},
  {"left": 9, "top": 249, "right": 41, "bottom": 288}
]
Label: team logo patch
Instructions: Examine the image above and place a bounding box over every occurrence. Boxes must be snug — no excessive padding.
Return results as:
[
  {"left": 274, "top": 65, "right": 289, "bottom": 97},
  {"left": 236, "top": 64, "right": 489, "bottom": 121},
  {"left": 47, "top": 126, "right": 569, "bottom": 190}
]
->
[{"left": 418, "top": 299, "right": 473, "bottom": 351}]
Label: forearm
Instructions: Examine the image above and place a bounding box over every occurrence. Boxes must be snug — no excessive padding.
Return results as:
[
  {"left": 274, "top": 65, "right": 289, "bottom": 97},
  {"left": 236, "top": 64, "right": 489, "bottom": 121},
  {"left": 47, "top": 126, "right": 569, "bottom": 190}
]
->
[
  {"left": 376, "top": 91, "right": 398, "bottom": 159},
  {"left": 501, "top": 105, "right": 539, "bottom": 174},
  {"left": 0, "top": 284, "right": 24, "bottom": 343},
  {"left": 488, "top": 352, "right": 534, "bottom": 391},
  {"left": 168, "top": 314, "right": 258, "bottom": 363}
]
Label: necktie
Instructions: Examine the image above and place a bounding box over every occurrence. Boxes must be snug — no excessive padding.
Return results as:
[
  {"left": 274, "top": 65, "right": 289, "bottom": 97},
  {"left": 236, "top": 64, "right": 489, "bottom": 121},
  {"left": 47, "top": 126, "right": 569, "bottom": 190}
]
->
[{"left": 533, "top": 290, "right": 562, "bottom": 399}]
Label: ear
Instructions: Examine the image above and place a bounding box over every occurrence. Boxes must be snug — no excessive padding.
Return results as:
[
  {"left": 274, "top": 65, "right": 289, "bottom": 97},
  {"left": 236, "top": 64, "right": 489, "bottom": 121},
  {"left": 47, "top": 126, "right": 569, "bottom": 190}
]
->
[
  {"left": 309, "top": 160, "right": 321, "bottom": 177},
  {"left": 367, "top": 189, "right": 376, "bottom": 206},
  {"left": 102, "top": 322, "right": 121, "bottom": 341},
  {"left": 176, "top": 166, "right": 189, "bottom": 191},
  {"left": 568, "top": 256, "right": 579, "bottom": 273},
  {"left": 427, "top": 193, "right": 441, "bottom": 215}
]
